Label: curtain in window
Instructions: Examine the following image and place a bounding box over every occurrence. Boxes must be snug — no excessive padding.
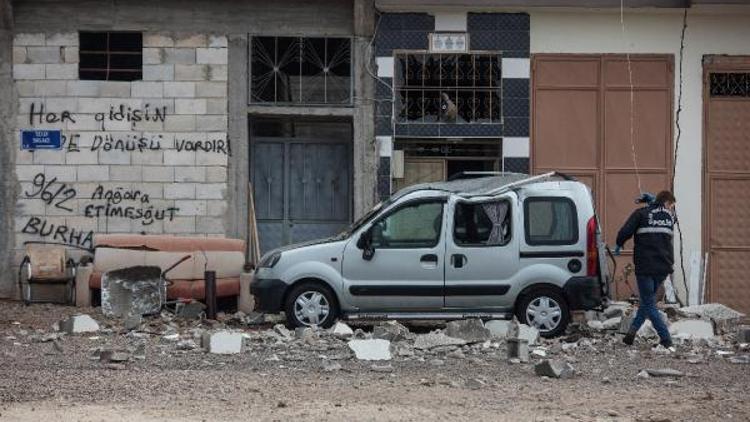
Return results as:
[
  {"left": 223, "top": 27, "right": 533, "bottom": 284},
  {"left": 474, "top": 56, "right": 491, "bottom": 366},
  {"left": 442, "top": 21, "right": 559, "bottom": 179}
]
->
[{"left": 482, "top": 202, "right": 509, "bottom": 245}]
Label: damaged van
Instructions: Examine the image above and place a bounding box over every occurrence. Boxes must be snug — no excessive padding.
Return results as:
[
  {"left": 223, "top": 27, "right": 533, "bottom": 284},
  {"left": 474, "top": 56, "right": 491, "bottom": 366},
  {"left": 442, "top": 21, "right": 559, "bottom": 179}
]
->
[{"left": 251, "top": 173, "right": 610, "bottom": 337}]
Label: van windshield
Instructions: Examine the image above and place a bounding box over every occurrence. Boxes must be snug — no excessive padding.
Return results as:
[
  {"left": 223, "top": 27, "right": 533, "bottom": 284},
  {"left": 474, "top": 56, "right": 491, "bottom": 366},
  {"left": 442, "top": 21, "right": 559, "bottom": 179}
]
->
[{"left": 337, "top": 201, "right": 386, "bottom": 238}]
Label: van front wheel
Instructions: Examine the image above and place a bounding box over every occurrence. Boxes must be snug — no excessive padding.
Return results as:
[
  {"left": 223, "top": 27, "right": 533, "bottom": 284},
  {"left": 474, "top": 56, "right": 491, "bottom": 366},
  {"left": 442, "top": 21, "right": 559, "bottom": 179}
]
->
[
  {"left": 515, "top": 287, "right": 570, "bottom": 338},
  {"left": 284, "top": 282, "right": 338, "bottom": 329}
]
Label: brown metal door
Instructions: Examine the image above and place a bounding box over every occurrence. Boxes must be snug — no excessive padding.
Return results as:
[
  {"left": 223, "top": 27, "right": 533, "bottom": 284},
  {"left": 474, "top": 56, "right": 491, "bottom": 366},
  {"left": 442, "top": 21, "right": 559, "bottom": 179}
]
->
[
  {"left": 704, "top": 57, "right": 750, "bottom": 313},
  {"left": 532, "top": 55, "right": 673, "bottom": 299}
]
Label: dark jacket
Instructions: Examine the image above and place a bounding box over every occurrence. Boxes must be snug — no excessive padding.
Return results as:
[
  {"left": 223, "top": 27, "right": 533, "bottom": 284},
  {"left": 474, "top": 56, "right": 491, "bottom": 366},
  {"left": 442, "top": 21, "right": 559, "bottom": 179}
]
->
[{"left": 616, "top": 203, "right": 675, "bottom": 275}]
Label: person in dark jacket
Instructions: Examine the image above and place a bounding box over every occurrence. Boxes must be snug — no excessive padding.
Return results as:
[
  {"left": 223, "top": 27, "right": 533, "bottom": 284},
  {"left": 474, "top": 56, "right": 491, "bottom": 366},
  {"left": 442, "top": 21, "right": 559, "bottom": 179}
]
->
[{"left": 615, "top": 190, "right": 676, "bottom": 349}]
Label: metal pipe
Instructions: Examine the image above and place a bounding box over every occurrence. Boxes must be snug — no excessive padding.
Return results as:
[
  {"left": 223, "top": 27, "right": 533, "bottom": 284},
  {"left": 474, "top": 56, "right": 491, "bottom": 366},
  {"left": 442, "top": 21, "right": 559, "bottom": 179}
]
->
[{"left": 205, "top": 270, "right": 217, "bottom": 320}]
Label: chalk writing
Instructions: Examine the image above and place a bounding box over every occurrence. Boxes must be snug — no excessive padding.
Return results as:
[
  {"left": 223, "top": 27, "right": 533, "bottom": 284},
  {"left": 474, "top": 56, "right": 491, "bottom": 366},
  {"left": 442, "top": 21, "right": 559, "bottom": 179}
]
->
[
  {"left": 21, "top": 216, "right": 94, "bottom": 249},
  {"left": 24, "top": 173, "right": 77, "bottom": 212},
  {"left": 91, "top": 133, "right": 163, "bottom": 153}
]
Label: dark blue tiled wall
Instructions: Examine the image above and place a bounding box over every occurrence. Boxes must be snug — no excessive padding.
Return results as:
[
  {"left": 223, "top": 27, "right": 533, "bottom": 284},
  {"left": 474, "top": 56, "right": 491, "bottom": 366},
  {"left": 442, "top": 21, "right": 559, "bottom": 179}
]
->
[
  {"left": 504, "top": 157, "right": 530, "bottom": 174},
  {"left": 468, "top": 13, "right": 529, "bottom": 58}
]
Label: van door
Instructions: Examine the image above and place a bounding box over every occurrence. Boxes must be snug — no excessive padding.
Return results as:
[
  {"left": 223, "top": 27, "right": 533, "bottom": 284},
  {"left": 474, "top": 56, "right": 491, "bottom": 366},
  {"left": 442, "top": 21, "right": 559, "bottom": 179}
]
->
[
  {"left": 444, "top": 195, "right": 519, "bottom": 309},
  {"left": 341, "top": 199, "right": 446, "bottom": 311}
]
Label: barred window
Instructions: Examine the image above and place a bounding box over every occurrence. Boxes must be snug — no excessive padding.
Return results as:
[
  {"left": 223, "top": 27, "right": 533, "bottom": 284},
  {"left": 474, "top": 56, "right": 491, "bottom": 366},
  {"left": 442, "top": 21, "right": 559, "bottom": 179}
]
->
[
  {"left": 79, "top": 32, "right": 142, "bottom": 81},
  {"left": 394, "top": 53, "right": 502, "bottom": 124},
  {"left": 710, "top": 73, "right": 750, "bottom": 97},
  {"left": 250, "top": 36, "right": 352, "bottom": 105}
]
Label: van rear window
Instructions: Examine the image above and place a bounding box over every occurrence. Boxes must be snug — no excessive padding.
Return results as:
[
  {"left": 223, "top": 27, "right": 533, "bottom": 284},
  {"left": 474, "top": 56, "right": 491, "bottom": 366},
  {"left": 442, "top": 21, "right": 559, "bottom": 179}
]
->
[{"left": 524, "top": 197, "right": 578, "bottom": 245}]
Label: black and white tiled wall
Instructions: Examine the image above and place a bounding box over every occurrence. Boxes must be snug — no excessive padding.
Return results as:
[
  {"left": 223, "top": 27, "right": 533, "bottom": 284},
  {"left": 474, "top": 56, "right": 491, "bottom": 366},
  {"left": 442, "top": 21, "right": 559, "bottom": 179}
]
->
[{"left": 374, "top": 12, "right": 530, "bottom": 199}]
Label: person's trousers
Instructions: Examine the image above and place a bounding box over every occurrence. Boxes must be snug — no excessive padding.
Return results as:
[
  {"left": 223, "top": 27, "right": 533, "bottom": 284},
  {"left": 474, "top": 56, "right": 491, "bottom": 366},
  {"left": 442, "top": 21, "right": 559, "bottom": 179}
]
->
[{"left": 631, "top": 274, "right": 671, "bottom": 343}]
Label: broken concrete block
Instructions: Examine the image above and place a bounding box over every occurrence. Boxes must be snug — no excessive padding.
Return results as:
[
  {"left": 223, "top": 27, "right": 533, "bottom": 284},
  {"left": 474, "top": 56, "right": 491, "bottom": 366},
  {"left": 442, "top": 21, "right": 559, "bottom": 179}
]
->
[
  {"left": 737, "top": 326, "right": 750, "bottom": 343},
  {"left": 637, "top": 370, "right": 651, "bottom": 379},
  {"left": 444, "top": 319, "right": 491, "bottom": 343},
  {"left": 175, "top": 301, "right": 206, "bottom": 319},
  {"left": 295, "top": 327, "right": 316, "bottom": 340},
  {"left": 507, "top": 338, "right": 529, "bottom": 363},
  {"left": 60, "top": 314, "right": 100, "bottom": 334},
  {"left": 645, "top": 368, "right": 685, "bottom": 378},
  {"left": 485, "top": 320, "right": 511, "bottom": 338},
  {"left": 670, "top": 319, "right": 714, "bottom": 340},
  {"left": 202, "top": 331, "right": 244, "bottom": 354},
  {"left": 331, "top": 322, "right": 354, "bottom": 338},
  {"left": 602, "top": 317, "right": 622, "bottom": 330},
  {"left": 534, "top": 359, "right": 575, "bottom": 379},
  {"left": 273, "top": 324, "right": 293, "bottom": 341},
  {"left": 347, "top": 339, "right": 392, "bottom": 361},
  {"left": 123, "top": 314, "right": 142, "bottom": 331},
  {"left": 373, "top": 321, "right": 411, "bottom": 342},
  {"left": 100, "top": 350, "right": 130, "bottom": 363},
  {"left": 101, "top": 266, "right": 163, "bottom": 318},
  {"left": 587, "top": 320, "right": 604, "bottom": 330},
  {"left": 370, "top": 363, "right": 394, "bottom": 373},
  {"left": 519, "top": 324, "right": 540, "bottom": 346},
  {"left": 413, "top": 332, "right": 466, "bottom": 350},
  {"left": 678, "top": 303, "right": 745, "bottom": 321},
  {"left": 176, "top": 339, "right": 198, "bottom": 350}
]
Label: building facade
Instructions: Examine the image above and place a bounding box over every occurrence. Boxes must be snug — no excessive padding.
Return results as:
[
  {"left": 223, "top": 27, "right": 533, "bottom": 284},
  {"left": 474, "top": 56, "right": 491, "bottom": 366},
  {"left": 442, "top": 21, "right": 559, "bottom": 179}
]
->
[{"left": 2, "top": 0, "right": 750, "bottom": 312}]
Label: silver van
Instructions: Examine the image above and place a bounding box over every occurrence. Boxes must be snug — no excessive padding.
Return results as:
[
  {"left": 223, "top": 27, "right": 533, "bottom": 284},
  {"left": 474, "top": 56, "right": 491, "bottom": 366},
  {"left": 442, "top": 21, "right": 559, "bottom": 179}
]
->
[{"left": 251, "top": 173, "right": 610, "bottom": 337}]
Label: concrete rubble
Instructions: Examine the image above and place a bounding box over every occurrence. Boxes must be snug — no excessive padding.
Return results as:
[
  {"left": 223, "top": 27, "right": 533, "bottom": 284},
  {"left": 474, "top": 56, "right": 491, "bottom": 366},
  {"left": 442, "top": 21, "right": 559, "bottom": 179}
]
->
[
  {"left": 444, "top": 319, "right": 491, "bottom": 343},
  {"left": 347, "top": 339, "right": 392, "bottom": 361},
  {"left": 373, "top": 320, "right": 412, "bottom": 342},
  {"left": 535, "top": 359, "right": 575, "bottom": 379},
  {"left": 331, "top": 322, "right": 354, "bottom": 338},
  {"left": 670, "top": 319, "right": 715, "bottom": 340},
  {"left": 60, "top": 314, "right": 100, "bottom": 334},
  {"left": 485, "top": 320, "right": 511, "bottom": 338},
  {"left": 414, "top": 331, "right": 466, "bottom": 350},
  {"left": 202, "top": 331, "right": 243, "bottom": 354}
]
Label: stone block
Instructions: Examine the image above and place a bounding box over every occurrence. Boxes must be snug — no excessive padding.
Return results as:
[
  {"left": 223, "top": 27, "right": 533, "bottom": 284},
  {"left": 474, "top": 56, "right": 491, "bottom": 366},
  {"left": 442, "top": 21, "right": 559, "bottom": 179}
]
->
[
  {"left": 535, "top": 359, "right": 575, "bottom": 379},
  {"left": 195, "top": 81, "right": 226, "bottom": 98},
  {"left": 507, "top": 338, "right": 529, "bottom": 362},
  {"left": 131, "top": 81, "right": 164, "bottom": 98},
  {"left": 46, "top": 64, "right": 77, "bottom": 79},
  {"left": 144, "top": 33, "right": 175, "bottom": 48},
  {"left": 206, "top": 167, "right": 227, "bottom": 183},
  {"left": 143, "top": 64, "right": 175, "bottom": 81},
  {"left": 98, "top": 150, "right": 131, "bottom": 165},
  {"left": 110, "top": 165, "right": 143, "bottom": 182},
  {"left": 195, "top": 115, "right": 227, "bottom": 131},
  {"left": 99, "top": 82, "right": 132, "bottom": 98},
  {"left": 202, "top": 331, "right": 244, "bottom": 354},
  {"left": 670, "top": 319, "right": 714, "bottom": 340},
  {"left": 485, "top": 320, "right": 511, "bottom": 339},
  {"left": 64, "top": 47, "right": 79, "bottom": 63},
  {"left": 46, "top": 33, "right": 78, "bottom": 47},
  {"left": 175, "top": 98, "right": 207, "bottom": 114},
  {"left": 32, "top": 150, "right": 66, "bottom": 165},
  {"left": 163, "top": 150, "right": 196, "bottom": 166},
  {"left": 196, "top": 151, "right": 228, "bottom": 166},
  {"left": 414, "top": 331, "right": 466, "bottom": 350},
  {"left": 445, "top": 319, "right": 491, "bottom": 343},
  {"left": 13, "top": 64, "right": 45, "bottom": 80},
  {"left": 143, "top": 166, "right": 175, "bottom": 182},
  {"left": 77, "top": 165, "right": 109, "bottom": 182},
  {"left": 519, "top": 324, "right": 540, "bottom": 346},
  {"left": 143, "top": 48, "right": 163, "bottom": 65},
  {"left": 65, "top": 149, "right": 98, "bottom": 165},
  {"left": 195, "top": 183, "right": 225, "bottom": 200},
  {"left": 26, "top": 46, "right": 62, "bottom": 64},
  {"left": 60, "top": 314, "right": 100, "bottom": 334},
  {"left": 13, "top": 47, "right": 27, "bottom": 64},
  {"left": 196, "top": 48, "right": 228, "bottom": 65},
  {"left": 42, "top": 164, "right": 76, "bottom": 181},
  {"left": 164, "top": 82, "right": 196, "bottom": 98},
  {"left": 348, "top": 339, "right": 392, "bottom": 361},
  {"left": 164, "top": 48, "right": 196, "bottom": 64},
  {"left": 164, "top": 183, "right": 196, "bottom": 199},
  {"left": 175, "top": 166, "right": 206, "bottom": 182},
  {"left": 208, "top": 65, "right": 228, "bottom": 81},
  {"left": 175, "top": 64, "right": 209, "bottom": 81},
  {"left": 14, "top": 33, "right": 45, "bottom": 46},
  {"left": 373, "top": 321, "right": 411, "bottom": 342},
  {"left": 175, "top": 34, "right": 208, "bottom": 48},
  {"left": 332, "top": 322, "right": 354, "bottom": 337},
  {"left": 165, "top": 115, "right": 197, "bottom": 131}
]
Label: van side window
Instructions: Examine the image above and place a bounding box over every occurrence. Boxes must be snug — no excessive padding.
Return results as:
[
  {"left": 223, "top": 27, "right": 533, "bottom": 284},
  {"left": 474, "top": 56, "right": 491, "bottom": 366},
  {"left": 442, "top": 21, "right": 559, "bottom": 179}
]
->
[
  {"left": 524, "top": 197, "right": 578, "bottom": 245},
  {"left": 371, "top": 201, "right": 443, "bottom": 249},
  {"left": 453, "top": 201, "right": 510, "bottom": 246}
]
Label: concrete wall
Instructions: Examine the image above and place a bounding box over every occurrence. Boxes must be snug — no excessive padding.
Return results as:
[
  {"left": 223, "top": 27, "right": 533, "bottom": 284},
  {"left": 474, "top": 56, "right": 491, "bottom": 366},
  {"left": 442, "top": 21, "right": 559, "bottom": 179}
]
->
[
  {"left": 1, "top": 0, "right": 16, "bottom": 298},
  {"left": 530, "top": 7, "right": 750, "bottom": 301}
]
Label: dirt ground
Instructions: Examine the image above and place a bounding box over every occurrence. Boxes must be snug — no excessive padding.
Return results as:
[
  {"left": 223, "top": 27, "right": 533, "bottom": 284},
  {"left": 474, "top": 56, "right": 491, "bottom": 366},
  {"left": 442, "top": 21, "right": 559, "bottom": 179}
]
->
[{"left": 1, "top": 300, "right": 748, "bottom": 422}]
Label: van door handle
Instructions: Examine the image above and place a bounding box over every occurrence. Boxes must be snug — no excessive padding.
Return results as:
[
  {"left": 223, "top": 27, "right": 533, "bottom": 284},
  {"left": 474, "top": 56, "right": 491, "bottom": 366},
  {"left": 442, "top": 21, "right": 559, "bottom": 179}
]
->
[
  {"left": 451, "top": 254, "right": 467, "bottom": 268},
  {"left": 420, "top": 254, "right": 438, "bottom": 263}
]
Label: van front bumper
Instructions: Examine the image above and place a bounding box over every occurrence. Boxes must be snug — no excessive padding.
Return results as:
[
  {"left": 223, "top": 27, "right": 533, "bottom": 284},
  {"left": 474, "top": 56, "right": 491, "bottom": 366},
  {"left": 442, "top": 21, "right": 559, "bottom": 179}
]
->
[
  {"left": 250, "top": 278, "right": 287, "bottom": 313},
  {"left": 563, "top": 276, "right": 604, "bottom": 311}
]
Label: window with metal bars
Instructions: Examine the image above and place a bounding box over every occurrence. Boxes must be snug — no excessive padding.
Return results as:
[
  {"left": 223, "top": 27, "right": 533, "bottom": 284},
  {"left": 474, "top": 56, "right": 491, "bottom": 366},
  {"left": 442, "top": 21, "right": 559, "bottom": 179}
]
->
[
  {"left": 394, "top": 53, "right": 502, "bottom": 124},
  {"left": 710, "top": 73, "right": 750, "bottom": 97},
  {"left": 250, "top": 36, "right": 352, "bottom": 105},
  {"left": 79, "top": 32, "right": 142, "bottom": 81}
]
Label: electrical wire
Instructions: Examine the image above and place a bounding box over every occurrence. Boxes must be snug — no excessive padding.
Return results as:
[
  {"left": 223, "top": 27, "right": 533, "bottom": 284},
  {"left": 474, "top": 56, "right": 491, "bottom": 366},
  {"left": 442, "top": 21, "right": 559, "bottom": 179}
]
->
[{"left": 621, "top": 0, "right": 642, "bottom": 193}]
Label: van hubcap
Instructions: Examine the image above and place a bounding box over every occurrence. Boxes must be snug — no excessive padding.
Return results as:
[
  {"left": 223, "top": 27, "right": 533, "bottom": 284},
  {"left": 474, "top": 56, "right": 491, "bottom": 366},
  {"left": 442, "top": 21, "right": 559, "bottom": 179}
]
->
[
  {"left": 293, "top": 291, "right": 330, "bottom": 326},
  {"left": 526, "top": 296, "right": 562, "bottom": 333}
]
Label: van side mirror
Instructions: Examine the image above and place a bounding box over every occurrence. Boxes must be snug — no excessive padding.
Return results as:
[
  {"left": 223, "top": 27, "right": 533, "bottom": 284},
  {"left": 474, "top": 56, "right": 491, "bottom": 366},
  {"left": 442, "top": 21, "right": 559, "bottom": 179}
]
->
[{"left": 357, "top": 229, "right": 375, "bottom": 261}]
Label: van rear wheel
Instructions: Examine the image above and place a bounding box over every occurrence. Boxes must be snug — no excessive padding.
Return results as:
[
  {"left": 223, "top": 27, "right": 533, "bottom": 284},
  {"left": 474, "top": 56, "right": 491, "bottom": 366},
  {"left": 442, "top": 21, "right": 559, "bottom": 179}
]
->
[{"left": 516, "top": 287, "right": 570, "bottom": 338}]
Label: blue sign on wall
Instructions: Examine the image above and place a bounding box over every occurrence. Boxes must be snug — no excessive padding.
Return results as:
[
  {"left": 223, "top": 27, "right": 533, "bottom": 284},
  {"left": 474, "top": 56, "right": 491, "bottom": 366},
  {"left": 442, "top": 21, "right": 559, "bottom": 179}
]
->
[{"left": 21, "top": 130, "right": 62, "bottom": 150}]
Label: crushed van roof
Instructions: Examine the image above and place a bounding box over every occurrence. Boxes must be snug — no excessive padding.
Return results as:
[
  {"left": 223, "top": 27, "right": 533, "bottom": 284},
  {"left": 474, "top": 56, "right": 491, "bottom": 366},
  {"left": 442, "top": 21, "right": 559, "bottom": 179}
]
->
[{"left": 393, "top": 173, "right": 532, "bottom": 199}]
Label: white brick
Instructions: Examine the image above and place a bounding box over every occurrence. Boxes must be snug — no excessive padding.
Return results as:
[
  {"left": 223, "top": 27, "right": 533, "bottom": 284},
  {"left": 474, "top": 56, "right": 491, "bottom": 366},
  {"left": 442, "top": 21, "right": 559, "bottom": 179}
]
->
[
  {"left": 196, "top": 48, "right": 227, "bottom": 65},
  {"left": 144, "top": 33, "right": 175, "bottom": 48},
  {"left": 174, "top": 200, "right": 206, "bottom": 216},
  {"left": 132, "top": 119, "right": 164, "bottom": 131},
  {"left": 67, "top": 114, "right": 100, "bottom": 131},
  {"left": 63, "top": 47, "right": 79, "bottom": 63},
  {"left": 164, "top": 217, "right": 195, "bottom": 233},
  {"left": 34, "top": 81, "right": 67, "bottom": 96},
  {"left": 175, "top": 99, "right": 206, "bottom": 114},
  {"left": 47, "top": 199, "right": 79, "bottom": 216},
  {"left": 66, "top": 81, "right": 129, "bottom": 97},
  {"left": 98, "top": 150, "right": 131, "bottom": 165},
  {"left": 77, "top": 165, "right": 109, "bottom": 182},
  {"left": 26, "top": 47, "right": 62, "bottom": 64},
  {"left": 164, "top": 115, "right": 196, "bottom": 131},
  {"left": 44, "top": 165, "right": 77, "bottom": 182},
  {"left": 99, "top": 82, "right": 132, "bottom": 98},
  {"left": 13, "top": 47, "right": 27, "bottom": 64},
  {"left": 16, "top": 150, "right": 34, "bottom": 164},
  {"left": 195, "top": 115, "right": 227, "bottom": 131},
  {"left": 164, "top": 183, "right": 196, "bottom": 199},
  {"left": 175, "top": 34, "right": 207, "bottom": 48},
  {"left": 208, "top": 65, "right": 228, "bottom": 81},
  {"left": 45, "top": 97, "right": 78, "bottom": 112},
  {"left": 144, "top": 99, "right": 175, "bottom": 114},
  {"left": 130, "top": 150, "right": 164, "bottom": 165},
  {"left": 164, "top": 48, "right": 196, "bottom": 64},
  {"left": 206, "top": 98, "right": 227, "bottom": 114},
  {"left": 208, "top": 35, "right": 228, "bottom": 48},
  {"left": 195, "top": 81, "right": 226, "bottom": 98},
  {"left": 164, "top": 82, "right": 196, "bottom": 98},
  {"left": 143, "top": 166, "right": 175, "bottom": 182},
  {"left": 138, "top": 220, "right": 164, "bottom": 234},
  {"left": 196, "top": 153, "right": 228, "bottom": 166},
  {"left": 131, "top": 81, "right": 164, "bottom": 98},
  {"left": 143, "top": 65, "right": 174, "bottom": 81},
  {"left": 16, "top": 199, "right": 47, "bottom": 215},
  {"left": 110, "top": 165, "right": 143, "bottom": 181},
  {"left": 63, "top": 216, "right": 98, "bottom": 233},
  {"left": 14, "top": 33, "right": 45, "bottom": 46},
  {"left": 65, "top": 149, "right": 98, "bottom": 165},
  {"left": 196, "top": 183, "right": 225, "bottom": 199},
  {"left": 206, "top": 167, "right": 227, "bottom": 183},
  {"left": 15, "top": 165, "right": 45, "bottom": 181},
  {"left": 143, "top": 48, "right": 164, "bottom": 65},
  {"left": 78, "top": 98, "right": 142, "bottom": 113},
  {"left": 206, "top": 200, "right": 227, "bottom": 216},
  {"left": 175, "top": 167, "right": 206, "bottom": 182},
  {"left": 46, "top": 64, "right": 77, "bottom": 79},
  {"left": 13, "top": 64, "right": 45, "bottom": 80},
  {"left": 139, "top": 184, "right": 164, "bottom": 199},
  {"left": 32, "top": 150, "right": 65, "bottom": 165},
  {"left": 175, "top": 64, "right": 209, "bottom": 81},
  {"left": 46, "top": 33, "right": 78, "bottom": 47},
  {"left": 100, "top": 217, "right": 132, "bottom": 233},
  {"left": 196, "top": 216, "right": 224, "bottom": 234},
  {"left": 163, "top": 150, "right": 196, "bottom": 165}
]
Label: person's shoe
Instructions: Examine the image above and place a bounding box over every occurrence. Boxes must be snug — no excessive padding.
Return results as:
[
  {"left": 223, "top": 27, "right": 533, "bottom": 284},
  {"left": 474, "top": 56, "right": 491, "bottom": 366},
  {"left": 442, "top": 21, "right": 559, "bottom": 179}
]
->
[{"left": 622, "top": 329, "right": 636, "bottom": 346}]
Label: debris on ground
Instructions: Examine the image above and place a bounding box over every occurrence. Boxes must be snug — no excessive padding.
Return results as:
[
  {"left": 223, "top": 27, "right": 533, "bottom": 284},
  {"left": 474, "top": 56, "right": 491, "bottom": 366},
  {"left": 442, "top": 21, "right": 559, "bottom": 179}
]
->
[
  {"left": 485, "top": 320, "right": 511, "bottom": 338},
  {"left": 202, "top": 331, "right": 244, "bottom": 354},
  {"left": 60, "top": 314, "right": 100, "bottom": 334},
  {"left": 348, "top": 339, "right": 392, "bottom": 361},
  {"left": 372, "top": 320, "right": 412, "bottom": 342},
  {"left": 534, "top": 359, "right": 575, "bottom": 379},
  {"left": 444, "top": 319, "right": 491, "bottom": 343},
  {"left": 331, "top": 322, "right": 354, "bottom": 338},
  {"left": 507, "top": 338, "right": 529, "bottom": 362},
  {"left": 413, "top": 331, "right": 466, "bottom": 350},
  {"left": 678, "top": 303, "right": 746, "bottom": 334},
  {"left": 670, "top": 319, "right": 715, "bottom": 340},
  {"left": 645, "top": 368, "right": 685, "bottom": 378}
]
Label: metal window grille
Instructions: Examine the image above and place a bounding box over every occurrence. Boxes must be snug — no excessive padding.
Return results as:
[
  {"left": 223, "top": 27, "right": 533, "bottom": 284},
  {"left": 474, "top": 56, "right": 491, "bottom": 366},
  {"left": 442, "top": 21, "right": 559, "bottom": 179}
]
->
[
  {"left": 79, "top": 32, "right": 143, "bottom": 81},
  {"left": 394, "top": 53, "right": 502, "bottom": 124},
  {"left": 250, "top": 36, "right": 352, "bottom": 105},
  {"left": 710, "top": 72, "right": 750, "bottom": 97}
]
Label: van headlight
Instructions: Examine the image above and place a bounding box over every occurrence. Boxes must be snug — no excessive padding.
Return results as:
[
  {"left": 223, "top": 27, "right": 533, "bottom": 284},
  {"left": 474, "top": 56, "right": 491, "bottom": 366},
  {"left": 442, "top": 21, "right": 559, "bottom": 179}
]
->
[{"left": 259, "top": 252, "right": 282, "bottom": 268}]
